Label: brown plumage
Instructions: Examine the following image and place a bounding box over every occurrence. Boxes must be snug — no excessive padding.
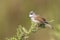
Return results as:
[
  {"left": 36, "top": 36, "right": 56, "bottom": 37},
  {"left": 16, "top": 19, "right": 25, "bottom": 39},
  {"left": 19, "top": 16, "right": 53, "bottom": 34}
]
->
[{"left": 34, "top": 15, "right": 47, "bottom": 23}]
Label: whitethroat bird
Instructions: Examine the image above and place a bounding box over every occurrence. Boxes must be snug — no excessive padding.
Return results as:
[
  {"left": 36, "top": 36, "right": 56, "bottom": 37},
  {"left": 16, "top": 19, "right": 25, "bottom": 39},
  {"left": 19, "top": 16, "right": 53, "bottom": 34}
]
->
[{"left": 29, "top": 11, "right": 52, "bottom": 29}]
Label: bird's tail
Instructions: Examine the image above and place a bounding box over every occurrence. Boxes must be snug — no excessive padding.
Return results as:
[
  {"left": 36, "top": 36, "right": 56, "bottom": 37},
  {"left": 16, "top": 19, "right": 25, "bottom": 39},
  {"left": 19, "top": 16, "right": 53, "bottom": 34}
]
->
[
  {"left": 38, "top": 22, "right": 53, "bottom": 29},
  {"left": 45, "top": 23, "right": 53, "bottom": 29}
]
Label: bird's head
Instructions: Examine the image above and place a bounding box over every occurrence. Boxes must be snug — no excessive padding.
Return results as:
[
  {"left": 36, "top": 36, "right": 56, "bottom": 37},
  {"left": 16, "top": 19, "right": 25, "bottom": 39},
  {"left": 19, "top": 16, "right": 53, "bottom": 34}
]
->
[{"left": 29, "top": 11, "right": 36, "bottom": 18}]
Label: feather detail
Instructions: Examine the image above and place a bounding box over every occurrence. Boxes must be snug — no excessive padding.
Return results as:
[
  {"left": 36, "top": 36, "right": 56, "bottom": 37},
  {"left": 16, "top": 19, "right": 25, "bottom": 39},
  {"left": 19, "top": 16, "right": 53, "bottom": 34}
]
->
[{"left": 34, "top": 15, "right": 47, "bottom": 23}]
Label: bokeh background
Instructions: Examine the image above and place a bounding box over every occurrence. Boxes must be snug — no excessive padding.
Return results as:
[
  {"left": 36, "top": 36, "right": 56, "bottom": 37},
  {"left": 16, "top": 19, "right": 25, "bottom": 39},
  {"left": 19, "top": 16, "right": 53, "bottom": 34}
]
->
[{"left": 0, "top": 0, "right": 60, "bottom": 40}]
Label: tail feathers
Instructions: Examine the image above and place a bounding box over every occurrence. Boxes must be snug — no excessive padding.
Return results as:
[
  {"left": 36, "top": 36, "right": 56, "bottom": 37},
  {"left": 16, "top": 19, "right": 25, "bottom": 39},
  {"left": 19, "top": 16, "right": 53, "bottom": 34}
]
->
[
  {"left": 38, "top": 23, "right": 53, "bottom": 29},
  {"left": 45, "top": 24, "right": 53, "bottom": 29}
]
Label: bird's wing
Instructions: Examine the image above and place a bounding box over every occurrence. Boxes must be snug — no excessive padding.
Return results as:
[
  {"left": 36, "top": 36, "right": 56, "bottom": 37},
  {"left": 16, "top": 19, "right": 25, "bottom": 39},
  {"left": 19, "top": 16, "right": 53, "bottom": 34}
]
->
[{"left": 34, "top": 15, "right": 46, "bottom": 23}]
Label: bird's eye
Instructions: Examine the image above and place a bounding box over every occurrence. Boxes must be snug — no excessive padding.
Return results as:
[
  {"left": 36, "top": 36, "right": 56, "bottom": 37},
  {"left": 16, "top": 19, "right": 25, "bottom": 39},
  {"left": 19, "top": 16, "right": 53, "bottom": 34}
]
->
[{"left": 30, "top": 13, "right": 33, "bottom": 15}]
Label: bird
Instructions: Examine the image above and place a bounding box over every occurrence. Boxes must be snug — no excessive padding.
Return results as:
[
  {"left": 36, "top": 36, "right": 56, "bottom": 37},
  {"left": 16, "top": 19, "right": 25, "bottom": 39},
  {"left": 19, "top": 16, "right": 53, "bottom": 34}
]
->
[{"left": 29, "top": 11, "right": 52, "bottom": 29}]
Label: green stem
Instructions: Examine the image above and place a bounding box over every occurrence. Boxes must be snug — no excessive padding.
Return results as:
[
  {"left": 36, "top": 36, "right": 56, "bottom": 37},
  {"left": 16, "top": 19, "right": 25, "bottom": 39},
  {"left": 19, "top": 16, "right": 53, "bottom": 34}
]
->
[{"left": 22, "top": 22, "right": 37, "bottom": 34}]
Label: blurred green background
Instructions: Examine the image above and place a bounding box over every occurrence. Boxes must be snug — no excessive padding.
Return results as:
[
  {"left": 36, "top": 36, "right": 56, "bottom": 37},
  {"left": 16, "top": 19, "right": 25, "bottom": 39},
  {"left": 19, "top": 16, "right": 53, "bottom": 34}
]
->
[{"left": 0, "top": 0, "right": 60, "bottom": 40}]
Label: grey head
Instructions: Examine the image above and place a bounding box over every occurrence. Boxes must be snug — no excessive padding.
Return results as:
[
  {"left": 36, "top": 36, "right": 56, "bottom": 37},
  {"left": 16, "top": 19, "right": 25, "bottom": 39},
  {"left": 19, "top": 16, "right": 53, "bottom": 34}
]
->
[{"left": 29, "top": 11, "right": 36, "bottom": 18}]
